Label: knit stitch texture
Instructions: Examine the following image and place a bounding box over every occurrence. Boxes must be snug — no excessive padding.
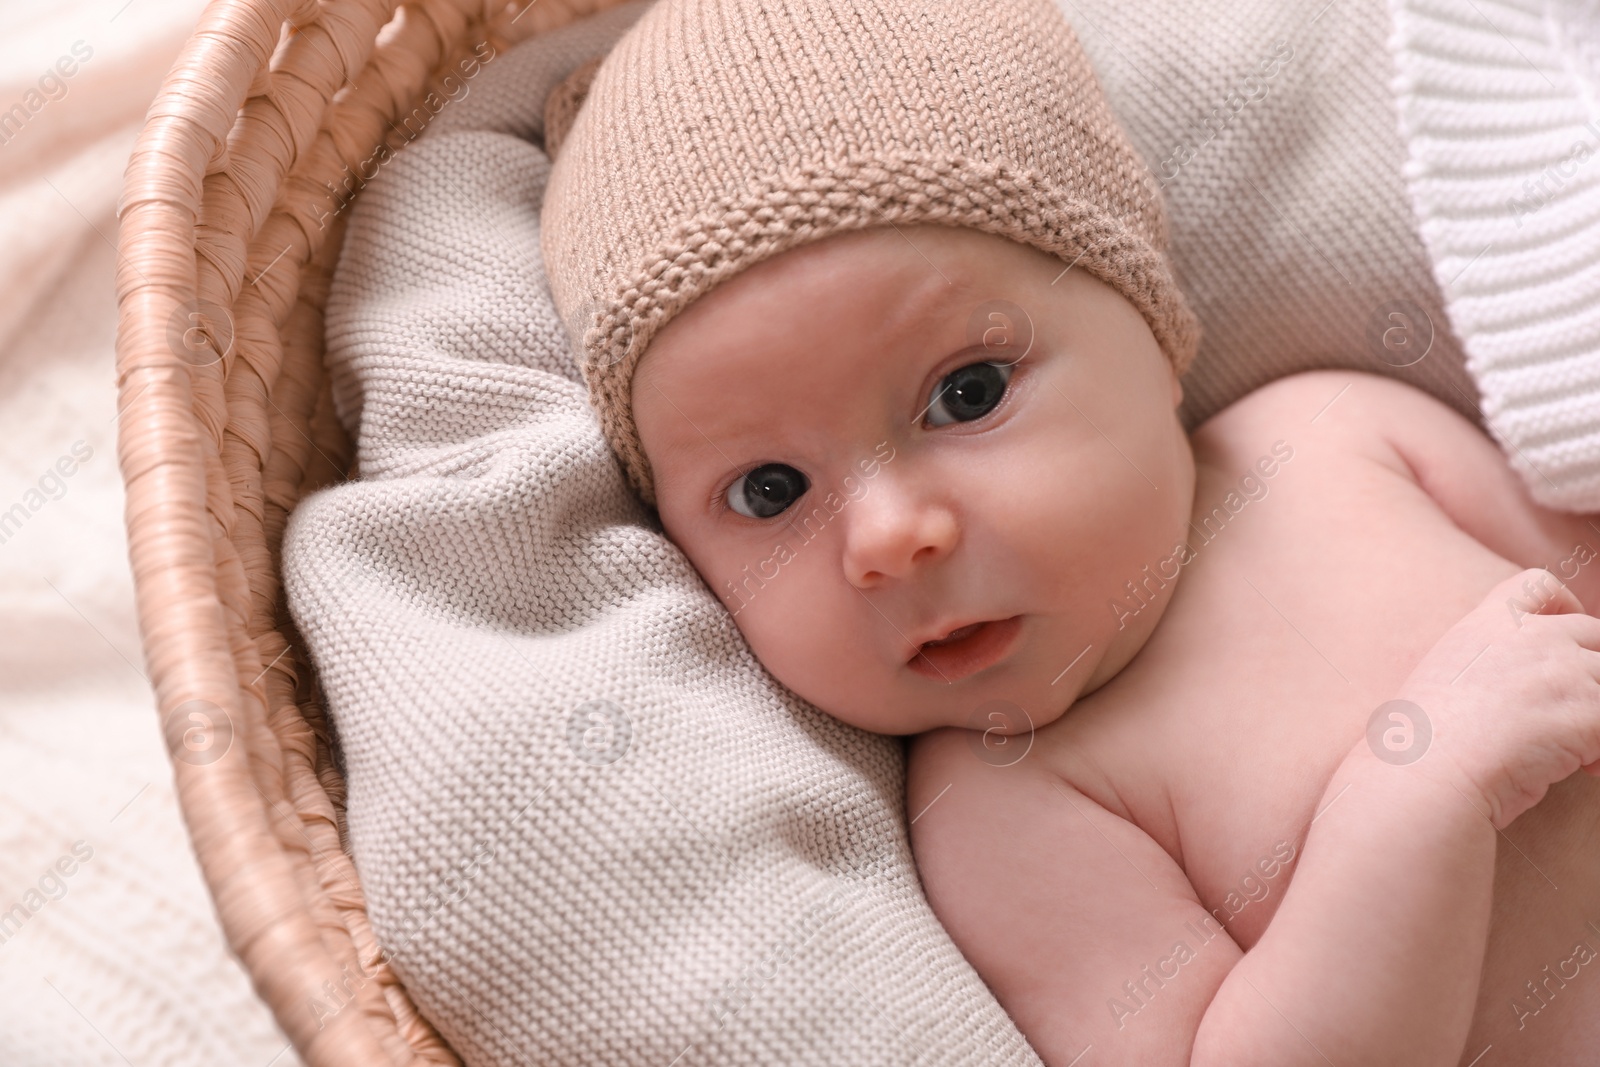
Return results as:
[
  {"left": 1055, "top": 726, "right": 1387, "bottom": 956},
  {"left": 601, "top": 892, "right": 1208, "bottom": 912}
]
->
[
  {"left": 1063, "top": 0, "right": 1483, "bottom": 440},
  {"left": 1388, "top": 0, "right": 1600, "bottom": 510}
]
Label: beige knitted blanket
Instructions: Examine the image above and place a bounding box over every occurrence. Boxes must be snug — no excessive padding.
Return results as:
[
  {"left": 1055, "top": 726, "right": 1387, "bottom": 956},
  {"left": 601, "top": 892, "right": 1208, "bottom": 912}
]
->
[
  {"left": 1069, "top": 0, "right": 1480, "bottom": 435},
  {"left": 282, "top": 0, "right": 1587, "bottom": 1063},
  {"left": 289, "top": 4, "right": 1035, "bottom": 1064}
]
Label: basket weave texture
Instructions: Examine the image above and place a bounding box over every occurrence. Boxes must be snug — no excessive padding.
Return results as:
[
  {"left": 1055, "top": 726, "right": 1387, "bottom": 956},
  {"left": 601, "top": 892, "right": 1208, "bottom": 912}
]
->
[{"left": 114, "top": 0, "right": 628, "bottom": 1062}]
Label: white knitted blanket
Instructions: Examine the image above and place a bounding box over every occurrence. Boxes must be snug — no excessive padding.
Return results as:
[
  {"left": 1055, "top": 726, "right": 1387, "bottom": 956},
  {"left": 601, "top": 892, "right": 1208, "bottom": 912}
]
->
[
  {"left": 282, "top": 0, "right": 1600, "bottom": 1064},
  {"left": 1388, "top": 0, "right": 1600, "bottom": 510}
]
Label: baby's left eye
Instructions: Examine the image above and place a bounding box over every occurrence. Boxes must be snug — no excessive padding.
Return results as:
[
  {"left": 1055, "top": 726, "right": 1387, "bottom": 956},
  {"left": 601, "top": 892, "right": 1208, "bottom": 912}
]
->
[{"left": 924, "top": 361, "right": 1015, "bottom": 427}]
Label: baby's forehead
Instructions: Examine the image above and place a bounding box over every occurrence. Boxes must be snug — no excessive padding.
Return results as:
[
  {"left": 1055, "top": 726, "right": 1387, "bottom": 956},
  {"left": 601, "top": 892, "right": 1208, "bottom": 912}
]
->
[
  {"left": 632, "top": 230, "right": 1040, "bottom": 447},
  {"left": 639, "top": 253, "right": 966, "bottom": 385},
  {"left": 658, "top": 226, "right": 1025, "bottom": 341}
]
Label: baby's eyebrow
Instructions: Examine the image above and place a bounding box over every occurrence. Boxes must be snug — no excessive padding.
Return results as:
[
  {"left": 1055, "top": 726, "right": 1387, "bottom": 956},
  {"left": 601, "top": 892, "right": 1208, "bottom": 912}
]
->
[{"left": 883, "top": 269, "right": 980, "bottom": 338}]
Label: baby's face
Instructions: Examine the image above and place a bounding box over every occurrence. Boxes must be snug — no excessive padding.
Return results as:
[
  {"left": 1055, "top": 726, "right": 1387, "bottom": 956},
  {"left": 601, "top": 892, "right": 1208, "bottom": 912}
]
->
[{"left": 633, "top": 224, "right": 1195, "bottom": 736}]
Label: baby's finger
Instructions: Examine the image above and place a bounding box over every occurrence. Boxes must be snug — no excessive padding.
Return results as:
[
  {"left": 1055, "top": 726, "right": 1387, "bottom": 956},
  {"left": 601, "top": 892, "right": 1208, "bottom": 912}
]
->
[
  {"left": 1536, "top": 613, "right": 1600, "bottom": 656},
  {"left": 1505, "top": 567, "right": 1585, "bottom": 617}
]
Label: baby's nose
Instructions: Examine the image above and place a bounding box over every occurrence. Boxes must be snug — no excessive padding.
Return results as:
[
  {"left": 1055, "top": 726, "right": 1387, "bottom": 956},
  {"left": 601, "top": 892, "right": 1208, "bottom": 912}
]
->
[{"left": 840, "top": 480, "right": 960, "bottom": 588}]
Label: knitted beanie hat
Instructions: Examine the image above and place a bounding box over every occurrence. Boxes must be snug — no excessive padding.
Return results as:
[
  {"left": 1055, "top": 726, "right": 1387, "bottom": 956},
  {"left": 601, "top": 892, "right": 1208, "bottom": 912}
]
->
[{"left": 540, "top": 0, "right": 1200, "bottom": 509}]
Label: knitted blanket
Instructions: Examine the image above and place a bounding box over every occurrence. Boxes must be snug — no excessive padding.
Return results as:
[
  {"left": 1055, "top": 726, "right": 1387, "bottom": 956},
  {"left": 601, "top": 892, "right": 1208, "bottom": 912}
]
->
[
  {"left": 287, "top": 5, "right": 1036, "bottom": 1064},
  {"left": 281, "top": 0, "right": 1598, "bottom": 1064},
  {"left": 1388, "top": 0, "right": 1600, "bottom": 510},
  {"left": 1068, "top": 0, "right": 1600, "bottom": 510},
  {"left": 1068, "top": 0, "right": 1482, "bottom": 436}
]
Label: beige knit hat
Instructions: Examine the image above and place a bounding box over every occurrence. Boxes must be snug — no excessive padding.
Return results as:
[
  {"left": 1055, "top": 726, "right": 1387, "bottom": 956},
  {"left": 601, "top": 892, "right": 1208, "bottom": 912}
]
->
[{"left": 540, "top": 0, "right": 1200, "bottom": 509}]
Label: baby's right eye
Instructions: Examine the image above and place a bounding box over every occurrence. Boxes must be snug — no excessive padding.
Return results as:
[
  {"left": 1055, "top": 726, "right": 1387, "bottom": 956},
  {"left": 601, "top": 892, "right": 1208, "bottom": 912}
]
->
[{"left": 725, "top": 463, "right": 809, "bottom": 519}]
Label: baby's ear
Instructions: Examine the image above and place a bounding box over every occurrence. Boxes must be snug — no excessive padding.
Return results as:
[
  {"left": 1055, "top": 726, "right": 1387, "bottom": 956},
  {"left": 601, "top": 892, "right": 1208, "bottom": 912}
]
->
[{"left": 1170, "top": 368, "right": 1184, "bottom": 409}]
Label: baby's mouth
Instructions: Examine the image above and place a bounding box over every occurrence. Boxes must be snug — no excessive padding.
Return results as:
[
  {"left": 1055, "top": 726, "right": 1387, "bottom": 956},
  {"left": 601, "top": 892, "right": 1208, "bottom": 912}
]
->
[{"left": 908, "top": 616, "right": 1023, "bottom": 683}]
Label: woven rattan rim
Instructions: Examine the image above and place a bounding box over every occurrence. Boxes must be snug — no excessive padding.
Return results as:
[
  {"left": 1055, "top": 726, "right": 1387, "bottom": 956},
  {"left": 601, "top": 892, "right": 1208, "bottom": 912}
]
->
[{"left": 115, "top": 0, "right": 629, "bottom": 1062}]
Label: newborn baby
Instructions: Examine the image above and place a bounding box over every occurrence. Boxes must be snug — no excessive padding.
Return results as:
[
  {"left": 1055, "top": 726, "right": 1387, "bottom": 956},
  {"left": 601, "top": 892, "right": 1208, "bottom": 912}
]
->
[
  {"left": 538, "top": 0, "right": 1600, "bottom": 1063},
  {"left": 638, "top": 221, "right": 1600, "bottom": 1067}
]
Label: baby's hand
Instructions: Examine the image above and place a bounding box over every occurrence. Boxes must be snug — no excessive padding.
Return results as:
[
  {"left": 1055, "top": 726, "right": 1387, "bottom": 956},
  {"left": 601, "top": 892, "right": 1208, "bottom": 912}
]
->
[{"left": 1394, "top": 568, "right": 1600, "bottom": 829}]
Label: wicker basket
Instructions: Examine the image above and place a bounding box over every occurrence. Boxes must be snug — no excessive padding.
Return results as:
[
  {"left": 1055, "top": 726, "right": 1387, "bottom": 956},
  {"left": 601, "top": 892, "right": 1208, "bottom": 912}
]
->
[{"left": 114, "top": 0, "right": 627, "bottom": 1062}]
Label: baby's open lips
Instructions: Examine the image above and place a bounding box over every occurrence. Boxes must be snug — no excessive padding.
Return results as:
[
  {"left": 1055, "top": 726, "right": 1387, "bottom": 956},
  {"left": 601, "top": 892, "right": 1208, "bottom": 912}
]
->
[
  {"left": 914, "top": 620, "right": 990, "bottom": 652},
  {"left": 906, "top": 616, "right": 1024, "bottom": 682}
]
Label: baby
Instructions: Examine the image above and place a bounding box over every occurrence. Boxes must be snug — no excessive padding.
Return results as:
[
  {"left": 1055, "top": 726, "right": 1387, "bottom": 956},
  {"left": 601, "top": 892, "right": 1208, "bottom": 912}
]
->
[{"left": 540, "top": 0, "right": 1600, "bottom": 1063}]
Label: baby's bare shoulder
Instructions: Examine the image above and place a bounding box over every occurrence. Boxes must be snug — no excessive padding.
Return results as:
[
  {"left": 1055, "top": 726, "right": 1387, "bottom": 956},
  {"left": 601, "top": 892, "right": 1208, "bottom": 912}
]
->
[
  {"left": 1193, "top": 369, "right": 1600, "bottom": 610},
  {"left": 1190, "top": 369, "right": 1484, "bottom": 490},
  {"left": 1195, "top": 369, "right": 1440, "bottom": 451}
]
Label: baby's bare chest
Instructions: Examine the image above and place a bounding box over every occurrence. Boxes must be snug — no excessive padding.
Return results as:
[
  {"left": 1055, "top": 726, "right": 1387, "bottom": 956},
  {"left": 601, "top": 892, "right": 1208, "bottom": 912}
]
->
[{"left": 1034, "top": 443, "right": 1600, "bottom": 1060}]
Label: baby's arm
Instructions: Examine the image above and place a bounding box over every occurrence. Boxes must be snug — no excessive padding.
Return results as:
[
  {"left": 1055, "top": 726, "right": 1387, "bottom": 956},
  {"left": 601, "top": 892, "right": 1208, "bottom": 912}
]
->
[
  {"left": 1191, "top": 740, "right": 1494, "bottom": 1066},
  {"left": 908, "top": 728, "right": 1495, "bottom": 1067}
]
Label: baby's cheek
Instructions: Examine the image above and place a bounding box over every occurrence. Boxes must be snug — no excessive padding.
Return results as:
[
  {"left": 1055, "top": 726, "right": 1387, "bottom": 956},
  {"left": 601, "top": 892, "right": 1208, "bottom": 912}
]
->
[
  {"left": 732, "top": 580, "right": 825, "bottom": 665},
  {"left": 745, "top": 584, "right": 891, "bottom": 716}
]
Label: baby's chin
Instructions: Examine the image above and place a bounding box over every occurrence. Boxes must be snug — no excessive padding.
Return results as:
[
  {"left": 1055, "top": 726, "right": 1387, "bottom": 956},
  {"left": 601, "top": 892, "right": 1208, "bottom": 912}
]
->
[
  {"left": 786, "top": 681, "right": 947, "bottom": 737},
  {"left": 816, "top": 683, "right": 1070, "bottom": 740}
]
